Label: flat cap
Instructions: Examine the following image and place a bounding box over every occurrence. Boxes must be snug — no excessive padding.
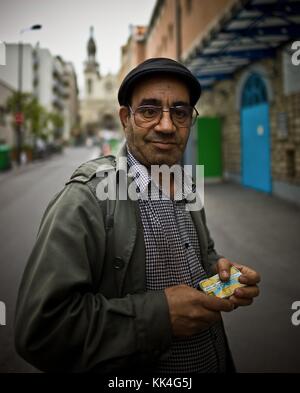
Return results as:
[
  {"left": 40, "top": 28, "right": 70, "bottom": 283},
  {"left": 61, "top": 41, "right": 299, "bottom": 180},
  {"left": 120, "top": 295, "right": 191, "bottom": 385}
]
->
[{"left": 118, "top": 57, "right": 201, "bottom": 106}]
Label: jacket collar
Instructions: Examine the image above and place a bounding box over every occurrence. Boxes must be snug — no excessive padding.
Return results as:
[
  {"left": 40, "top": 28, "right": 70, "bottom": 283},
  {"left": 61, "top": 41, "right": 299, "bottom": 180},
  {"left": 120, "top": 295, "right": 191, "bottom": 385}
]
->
[{"left": 115, "top": 140, "right": 128, "bottom": 174}]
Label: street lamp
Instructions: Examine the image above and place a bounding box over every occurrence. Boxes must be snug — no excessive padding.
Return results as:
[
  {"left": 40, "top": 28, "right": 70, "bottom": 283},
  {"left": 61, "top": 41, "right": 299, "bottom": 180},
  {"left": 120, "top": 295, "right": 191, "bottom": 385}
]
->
[{"left": 16, "top": 24, "right": 42, "bottom": 165}]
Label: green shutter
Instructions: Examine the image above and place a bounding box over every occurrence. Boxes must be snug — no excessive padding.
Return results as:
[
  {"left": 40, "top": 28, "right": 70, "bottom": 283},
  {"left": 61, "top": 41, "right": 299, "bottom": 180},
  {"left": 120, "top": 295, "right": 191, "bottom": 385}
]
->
[{"left": 197, "top": 117, "right": 222, "bottom": 178}]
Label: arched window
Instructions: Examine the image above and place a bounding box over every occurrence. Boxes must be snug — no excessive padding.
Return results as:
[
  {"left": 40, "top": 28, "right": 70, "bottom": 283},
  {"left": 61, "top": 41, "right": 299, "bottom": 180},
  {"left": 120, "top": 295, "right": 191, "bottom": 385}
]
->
[
  {"left": 101, "top": 114, "right": 115, "bottom": 130},
  {"left": 242, "top": 73, "right": 267, "bottom": 108},
  {"left": 87, "top": 79, "right": 93, "bottom": 95}
]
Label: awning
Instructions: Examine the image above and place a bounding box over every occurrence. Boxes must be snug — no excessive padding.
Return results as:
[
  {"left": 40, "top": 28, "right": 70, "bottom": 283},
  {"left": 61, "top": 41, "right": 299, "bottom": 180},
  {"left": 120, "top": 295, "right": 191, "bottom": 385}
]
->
[{"left": 184, "top": 0, "right": 300, "bottom": 90}]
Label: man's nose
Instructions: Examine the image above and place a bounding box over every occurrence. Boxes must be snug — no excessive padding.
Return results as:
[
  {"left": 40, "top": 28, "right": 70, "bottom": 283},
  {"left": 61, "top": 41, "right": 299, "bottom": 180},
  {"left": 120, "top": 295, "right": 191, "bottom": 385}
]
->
[{"left": 154, "top": 110, "right": 176, "bottom": 133}]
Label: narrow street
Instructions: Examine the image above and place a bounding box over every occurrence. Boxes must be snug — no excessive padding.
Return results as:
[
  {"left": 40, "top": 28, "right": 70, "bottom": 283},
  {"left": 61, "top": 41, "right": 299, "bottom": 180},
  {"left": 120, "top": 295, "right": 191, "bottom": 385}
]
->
[
  {"left": 0, "top": 149, "right": 299, "bottom": 372},
  {"left": 0, "top": 147, "right": 100, "bottom": 372},
  {"left": 205, "top": 183, "right": 300, "bottom": 373}
]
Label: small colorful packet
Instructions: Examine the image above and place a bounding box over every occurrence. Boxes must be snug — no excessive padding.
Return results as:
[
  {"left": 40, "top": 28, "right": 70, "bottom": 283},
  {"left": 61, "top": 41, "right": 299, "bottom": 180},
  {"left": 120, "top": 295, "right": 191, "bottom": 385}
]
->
[{"left": 199, "top": 266, "right": 246, "bottom": 298}]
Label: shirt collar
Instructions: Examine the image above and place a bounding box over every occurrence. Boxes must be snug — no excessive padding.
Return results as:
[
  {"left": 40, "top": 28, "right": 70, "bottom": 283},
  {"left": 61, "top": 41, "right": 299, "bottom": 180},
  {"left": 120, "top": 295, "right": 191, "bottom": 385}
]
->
[{"left": 126, "top": 145, "right": 151, "bottom": 194}]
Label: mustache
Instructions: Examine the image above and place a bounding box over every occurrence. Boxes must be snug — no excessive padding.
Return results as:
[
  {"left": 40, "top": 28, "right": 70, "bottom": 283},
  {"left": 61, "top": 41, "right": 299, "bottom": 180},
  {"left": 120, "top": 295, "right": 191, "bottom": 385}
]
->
[{"left": 146, "top": 136, "right": 178, "bottom": 144}]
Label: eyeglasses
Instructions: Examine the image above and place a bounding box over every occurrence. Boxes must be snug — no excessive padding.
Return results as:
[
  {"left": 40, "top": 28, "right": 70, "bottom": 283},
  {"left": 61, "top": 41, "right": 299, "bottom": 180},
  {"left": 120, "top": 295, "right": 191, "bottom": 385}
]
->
[{"left": 128, "top": 105, "right": 199, "bottom": 128}]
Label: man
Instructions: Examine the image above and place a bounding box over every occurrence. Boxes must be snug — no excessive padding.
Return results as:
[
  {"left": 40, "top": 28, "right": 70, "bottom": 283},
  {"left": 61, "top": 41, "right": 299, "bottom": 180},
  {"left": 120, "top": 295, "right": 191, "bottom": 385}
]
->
[{"left": 15, "top": 58, "right": 260, "bottom": 374}]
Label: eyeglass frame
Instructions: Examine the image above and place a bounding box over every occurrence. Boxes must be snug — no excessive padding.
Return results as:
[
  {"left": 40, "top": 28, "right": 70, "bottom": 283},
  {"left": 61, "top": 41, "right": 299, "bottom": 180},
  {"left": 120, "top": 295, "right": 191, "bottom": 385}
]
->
[{"left": 127, "top": 104, "right": 199, "bottom": 129}]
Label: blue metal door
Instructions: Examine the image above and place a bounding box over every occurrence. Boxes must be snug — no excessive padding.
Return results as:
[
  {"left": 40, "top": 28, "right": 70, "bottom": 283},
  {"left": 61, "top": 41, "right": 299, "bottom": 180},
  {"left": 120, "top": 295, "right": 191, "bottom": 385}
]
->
[
  {"left": 241, "top": 73, "right": 271, "bottom": 193},
  {"left": 241, "top": 103, "right": 271, "bottom": 192}
]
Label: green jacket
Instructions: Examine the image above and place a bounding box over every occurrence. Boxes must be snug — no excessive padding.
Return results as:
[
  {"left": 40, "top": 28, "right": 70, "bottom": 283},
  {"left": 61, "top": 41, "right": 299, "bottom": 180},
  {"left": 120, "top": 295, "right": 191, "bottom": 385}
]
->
[{"left": 15, "top": 143, "right": 226, "bottom": 373}]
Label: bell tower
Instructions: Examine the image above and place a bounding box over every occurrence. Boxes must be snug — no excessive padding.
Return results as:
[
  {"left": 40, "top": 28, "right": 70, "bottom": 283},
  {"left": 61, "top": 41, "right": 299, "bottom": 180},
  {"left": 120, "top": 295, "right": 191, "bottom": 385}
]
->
[{"left": 84, "top": 26, "right": 100, "bottom": 98}]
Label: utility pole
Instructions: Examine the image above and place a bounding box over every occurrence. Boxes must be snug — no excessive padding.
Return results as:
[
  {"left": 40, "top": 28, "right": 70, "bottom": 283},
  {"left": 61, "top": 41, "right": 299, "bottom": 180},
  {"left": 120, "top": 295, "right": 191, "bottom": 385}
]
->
[
  {"left": 16, "top": 41, "right": 23, "bottom": 165},
  {"left": 15, "top": 25, "right": 42, "bottom": 165}
]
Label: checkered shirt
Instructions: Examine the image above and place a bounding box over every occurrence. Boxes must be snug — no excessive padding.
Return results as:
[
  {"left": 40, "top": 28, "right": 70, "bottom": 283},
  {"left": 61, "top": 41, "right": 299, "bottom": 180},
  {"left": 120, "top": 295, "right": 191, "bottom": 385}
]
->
[{"left": 126, "top": 147, "right": 228, "bottom": 373}]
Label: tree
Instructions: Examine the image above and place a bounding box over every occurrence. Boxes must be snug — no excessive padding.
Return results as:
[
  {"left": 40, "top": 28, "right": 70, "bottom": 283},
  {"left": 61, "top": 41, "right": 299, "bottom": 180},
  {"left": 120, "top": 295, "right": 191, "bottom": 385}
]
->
[
  {"left": 6, "top": 92, "right": 65, "bottom": 150},
  {"left": 47, "top": 112, "right": 64, "bottom": 140},
  {"left": 25, "top": 97, "right": 48, "bottom": 140},
  {"left": 6, "top": 92, "right": 32, "bottom": 125}
]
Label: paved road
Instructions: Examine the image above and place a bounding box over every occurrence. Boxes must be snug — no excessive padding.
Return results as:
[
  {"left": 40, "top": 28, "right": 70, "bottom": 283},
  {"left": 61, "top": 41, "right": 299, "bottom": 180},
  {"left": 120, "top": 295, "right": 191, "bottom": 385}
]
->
[
  {"left": 0, "top": 147, "right": 100, "bottom": 372},
  {"left": 205, "top": 183, "right": 300, "bottom": 373},
  {"left": 0, "top": 149, "right": 299, "bottom": 373}
]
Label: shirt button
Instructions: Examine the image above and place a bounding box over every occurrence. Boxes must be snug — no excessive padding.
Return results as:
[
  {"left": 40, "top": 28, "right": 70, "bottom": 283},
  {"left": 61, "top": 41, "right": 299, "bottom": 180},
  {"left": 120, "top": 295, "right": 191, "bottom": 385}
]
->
[
  {"left": 113, "top": 257, "right": 125, "bottom": 270},
  {"left": 185, "top": 242, "right": 190, "bottom": 249},
  {"left": 136, "top": 186, "right": 140, "bottom": 193}
]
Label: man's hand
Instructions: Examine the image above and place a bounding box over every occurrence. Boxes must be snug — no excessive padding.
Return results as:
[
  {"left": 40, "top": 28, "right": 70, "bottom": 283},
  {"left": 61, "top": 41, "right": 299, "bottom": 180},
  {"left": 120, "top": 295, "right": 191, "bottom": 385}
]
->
[
  {"left": 215, "top": 258, "right": 261, "bottom": 308},
  {"left": 164, "top": 285, "right": 234, "bottom": 337}
]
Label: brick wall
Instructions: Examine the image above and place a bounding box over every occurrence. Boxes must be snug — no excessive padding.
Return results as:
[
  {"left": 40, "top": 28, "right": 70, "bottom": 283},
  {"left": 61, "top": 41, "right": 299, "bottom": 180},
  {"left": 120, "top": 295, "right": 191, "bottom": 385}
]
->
[
  {"left": 146, "top": 0, "right": 177, "bottom": 59},
  {"left": 196, "top": 52, "right": 300, "bottom": 186},
  {"left": 180, "top": 0, "right": 235, "bottom": 58},
  {"left": 145, "top": 0, "right": 235, "bottom": 60}
]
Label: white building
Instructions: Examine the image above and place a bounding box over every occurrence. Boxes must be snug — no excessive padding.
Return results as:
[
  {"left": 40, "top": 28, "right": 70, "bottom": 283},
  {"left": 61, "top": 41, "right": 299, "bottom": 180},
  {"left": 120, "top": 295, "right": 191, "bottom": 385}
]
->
[
  {"left": 0, "top": 80, "right": 14, "bottom": 146},
  {"left": 80, "top": 27, "right": 120, "bottom": 137},
  {"left": 0, "top": 43, "right": 79, "bottom": 145},
  {"left": 33, "top": 47, "right": 53, "bottom": 112},
  {"left": 0, "top": 43, "right": 34, "bottom": 148},
  {"left": 33, "top": 48, "right": 79, "bottom": 141},
  {"left": 0, "top": 43, "right": 34, "bottom": 94},
  {"left": 62, "top": 62, "right": 79, "bottom": 141}
]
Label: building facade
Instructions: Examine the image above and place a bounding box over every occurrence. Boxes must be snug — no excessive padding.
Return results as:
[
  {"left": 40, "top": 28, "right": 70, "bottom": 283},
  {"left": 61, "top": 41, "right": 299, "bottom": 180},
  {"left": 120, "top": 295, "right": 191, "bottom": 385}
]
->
[
  {"left": 34, "top": 48, "right": 79, "bottom": 142},
  {"left": 63, "top": 62, "right": 79, "bottom": 142},
  {"left": 0, "top": 43, "right": 34, "bottom": 94},
  {"left": 119, "top": 0, "right": 300, "bottom": 206},
  {"left": 80, "top": 27, "right": 120, "bottom": 138},
  {"left": 0, "top": 80, "right": 14, "bottom": 146},
  {"left": 119, "top": 26, "right": 148, "bottom": 84},
  {"left": 0, "top": 43, "right": 79, "bottom": 147}
]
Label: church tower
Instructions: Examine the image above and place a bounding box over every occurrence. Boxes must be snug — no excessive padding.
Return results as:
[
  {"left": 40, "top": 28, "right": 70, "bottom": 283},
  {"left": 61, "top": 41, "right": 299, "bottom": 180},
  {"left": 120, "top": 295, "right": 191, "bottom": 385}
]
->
[
  {"left": 84, "top": 26, "right": 100, "bottom": 99},
  {"left": 80, "top": 26, "right": 120, "bottom": 139}
]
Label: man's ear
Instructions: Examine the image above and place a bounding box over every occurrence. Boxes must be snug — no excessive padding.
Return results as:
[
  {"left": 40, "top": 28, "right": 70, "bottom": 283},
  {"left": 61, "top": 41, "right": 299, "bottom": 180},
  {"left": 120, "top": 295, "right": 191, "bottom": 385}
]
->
[{"left": 119, "top": 106, "right": 130, "bottom": 129}]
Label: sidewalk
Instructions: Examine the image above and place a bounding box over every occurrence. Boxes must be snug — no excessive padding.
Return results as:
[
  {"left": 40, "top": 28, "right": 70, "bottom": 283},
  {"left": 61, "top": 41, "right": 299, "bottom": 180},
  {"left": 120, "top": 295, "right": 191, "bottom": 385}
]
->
[
  {"left": 0, "top": 146, "right": 101, "bottom": 184},
  {"left": 204, "top": 182, "right": 300, "bottom": 372},
  {"left": 0, "top": 160, "right": 49, "bottom": 183}
]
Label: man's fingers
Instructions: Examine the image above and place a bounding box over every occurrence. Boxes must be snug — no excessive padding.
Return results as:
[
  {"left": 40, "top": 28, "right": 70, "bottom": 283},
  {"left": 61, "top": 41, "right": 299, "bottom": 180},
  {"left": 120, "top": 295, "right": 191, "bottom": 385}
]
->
[
  {"left": 202, "top": 311, "right": 222, "bottom": 325},
  {"left": 217, "top": 258, "right": 231, "bottom": 282},
  {"left": 229, "top": 295, "right": 253, "bottom": 307},
  {"left": 237, "top": 266, "right": 261, "bottom": 286},
  {"left": 234, "top": 286, "right": 260, "bottom": 299},
  {"left": 201, "top": 294, "right": 234, "bottom": 313}
]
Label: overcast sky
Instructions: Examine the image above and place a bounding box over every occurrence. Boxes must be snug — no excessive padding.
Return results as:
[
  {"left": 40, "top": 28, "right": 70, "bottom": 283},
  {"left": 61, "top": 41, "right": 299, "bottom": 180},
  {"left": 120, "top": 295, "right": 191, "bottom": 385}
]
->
[{"left": 0, "top": 0, "right": 156, "bottom": 95}]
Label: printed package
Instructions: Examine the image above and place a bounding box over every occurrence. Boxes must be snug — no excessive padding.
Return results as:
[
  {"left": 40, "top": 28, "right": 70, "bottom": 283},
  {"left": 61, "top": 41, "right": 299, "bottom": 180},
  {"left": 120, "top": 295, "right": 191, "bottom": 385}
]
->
[{"left": 199, "top": 266, "right": 246, "bottom": 298}]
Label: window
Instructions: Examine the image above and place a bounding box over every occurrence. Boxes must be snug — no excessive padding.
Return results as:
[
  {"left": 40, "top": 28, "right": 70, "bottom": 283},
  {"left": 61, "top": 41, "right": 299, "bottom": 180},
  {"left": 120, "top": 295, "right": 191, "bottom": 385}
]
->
[
  {"left": 186, "top": 0, "right": 192, "bottom": 14},
  {"left": 105, "top": 81, "right": 113, "bottom": 92},
  {"left": 286, "top": 149, "right": 296, "bottom": 178},
  {"left": 87, "top": 79, "right": 93, "bottom": 95},
  {"left": 242, "top": 73, "right": 267, "bottom": 108}
]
